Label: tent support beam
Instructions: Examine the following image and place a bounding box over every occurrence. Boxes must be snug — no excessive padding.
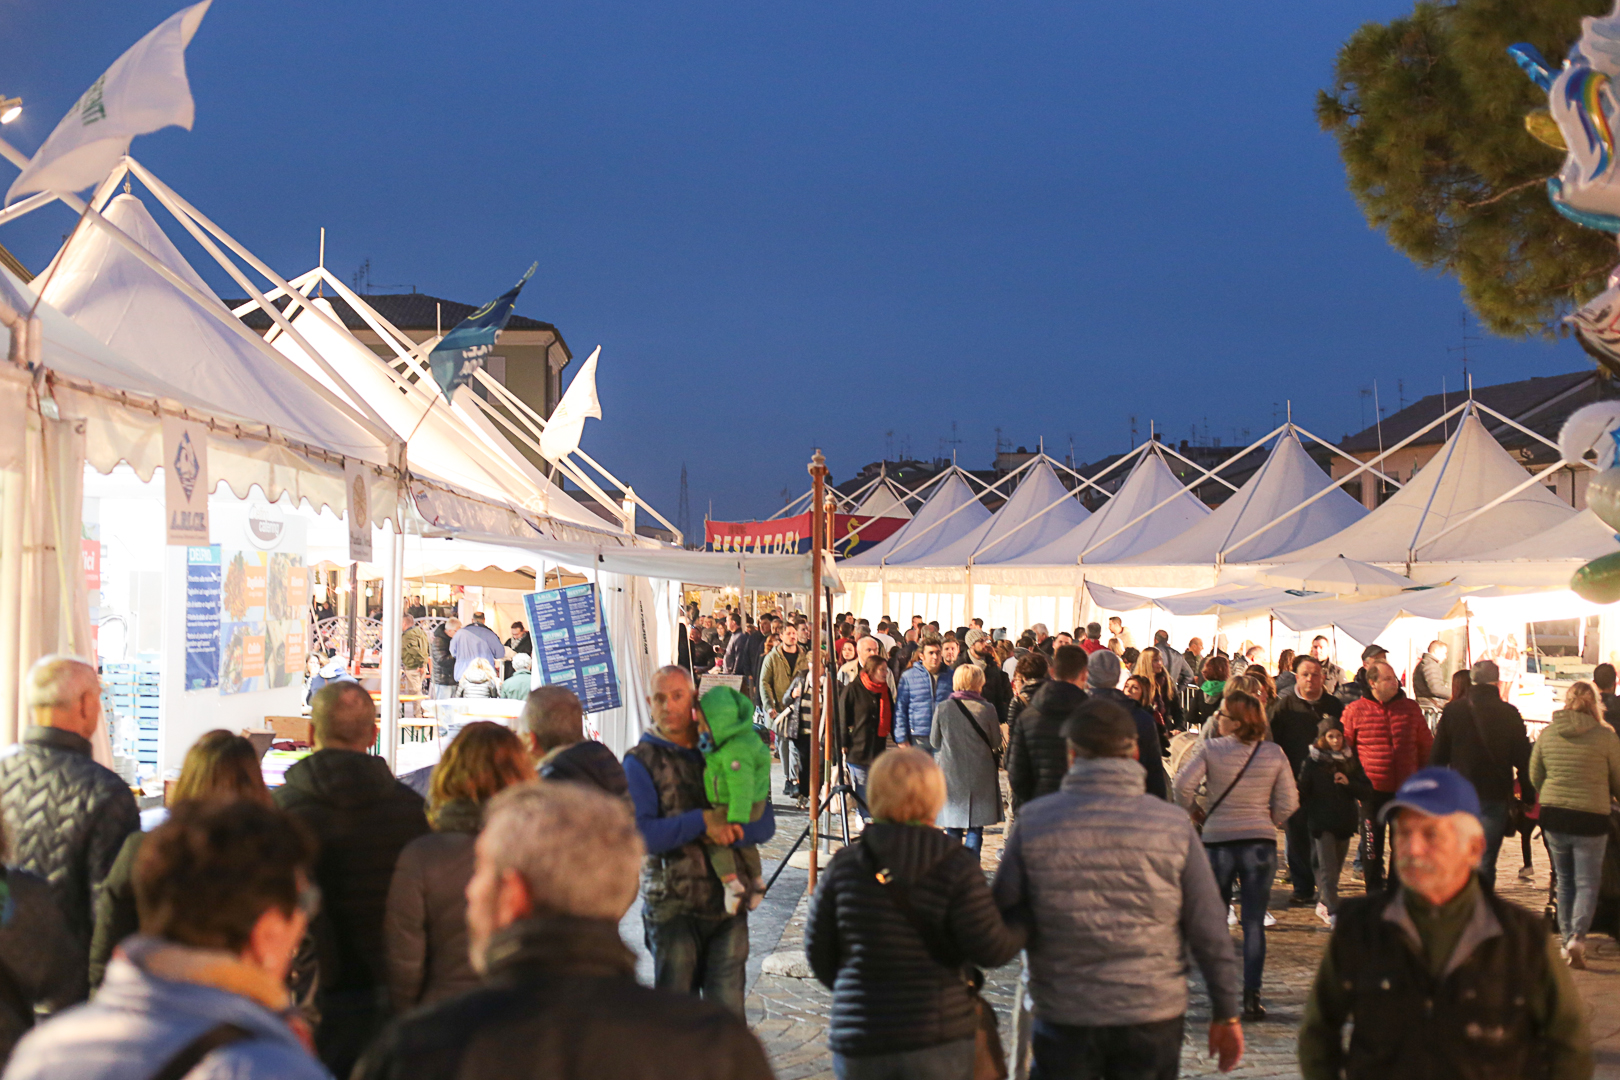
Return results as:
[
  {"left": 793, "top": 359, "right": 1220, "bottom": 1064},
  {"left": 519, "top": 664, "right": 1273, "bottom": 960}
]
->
[
  {"left": 1407, "top": 458, "right": 1573, "bottom": 566},
  {"left": 880, "top": 459, "right": 1039, "bottom": 566}
]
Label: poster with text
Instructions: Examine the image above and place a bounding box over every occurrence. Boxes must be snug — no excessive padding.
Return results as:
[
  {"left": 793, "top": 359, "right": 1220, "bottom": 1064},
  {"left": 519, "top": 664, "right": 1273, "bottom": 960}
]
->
[
  {"left": 522, "top": 583, "right": 622, "bottom": 714},
  {"left": 185, "top": 546, "right": 221, "bottom": 690},
  {"left": 219, "top": 549, "right": 309, "bottom": 694}
]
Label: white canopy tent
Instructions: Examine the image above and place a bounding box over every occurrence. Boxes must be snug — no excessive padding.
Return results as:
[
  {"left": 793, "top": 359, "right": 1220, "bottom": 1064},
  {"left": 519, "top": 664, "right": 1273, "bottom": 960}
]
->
[
  {"left": 852, "top": 477, "right": 913, "bottom": 520},
  {"left": 1010, "top": 446, "right": 1209, "bottom": 567},
  {"left": 841, "top": 470, "right": 991, "bottom": 568}
]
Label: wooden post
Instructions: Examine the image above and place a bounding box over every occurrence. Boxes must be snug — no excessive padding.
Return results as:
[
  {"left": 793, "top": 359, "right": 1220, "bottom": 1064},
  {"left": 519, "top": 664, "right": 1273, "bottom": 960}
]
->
[{"left": 808, "top": 451, "right": 828, "bottom": 890}]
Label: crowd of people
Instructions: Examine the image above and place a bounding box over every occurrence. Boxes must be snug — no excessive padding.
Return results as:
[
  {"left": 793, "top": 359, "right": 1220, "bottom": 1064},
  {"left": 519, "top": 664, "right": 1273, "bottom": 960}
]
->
[{"left": 0, "top": 604, "right": 1607, "bottom": 1078}]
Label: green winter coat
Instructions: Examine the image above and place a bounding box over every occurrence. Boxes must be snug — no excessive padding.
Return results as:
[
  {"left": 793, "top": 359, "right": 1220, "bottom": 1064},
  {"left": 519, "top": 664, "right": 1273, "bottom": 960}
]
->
[
  {"left": 1529, "top": 708, "right": 1620, "bottom": 817},
  {"left": 700, "top": 687, "right": 773, "bottom": 824}
]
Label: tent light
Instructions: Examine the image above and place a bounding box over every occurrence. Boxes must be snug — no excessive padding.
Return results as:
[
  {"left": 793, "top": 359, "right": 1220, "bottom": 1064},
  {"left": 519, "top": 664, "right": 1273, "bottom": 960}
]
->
[{"left": 0, "top": 98, "right": 21, "bottom": 125}]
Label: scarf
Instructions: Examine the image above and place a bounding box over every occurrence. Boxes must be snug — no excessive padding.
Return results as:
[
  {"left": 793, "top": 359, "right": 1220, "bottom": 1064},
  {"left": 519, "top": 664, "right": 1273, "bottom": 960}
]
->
[
  {"left": 949, "top": 690, "right": 986, "bottom": 703},
  {"left": 1200, "top": 679, "right": 1226, "bottom": 699},
  {"left": 859, "top": 669, "right": 894, "bottom": 738},
  {"left": 1308, "top": 743, "right": 1352, "bottom": 769}
]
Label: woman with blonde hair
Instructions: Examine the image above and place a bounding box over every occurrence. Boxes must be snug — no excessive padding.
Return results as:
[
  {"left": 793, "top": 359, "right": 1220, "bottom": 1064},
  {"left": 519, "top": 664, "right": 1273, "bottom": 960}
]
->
[
  {"left": 1529, "top": 679, "right": 1620, "bottom": 968},
  {"left": 1173, "top": 689, "right": 1298, "bottom": 1021},
  {"left": 90, "top": 730, "right": 272, "bottom": 987},
  {"left": 929, "top": 663, "right": 1002, "bottom": 864},
  {"left": 1133, "top": 647, "right": 1182, "bottom": 737},
  {"left": 385, "top": 722, "right": 532, "bottom": 1008},
  {"left": 805, "top": 747, "right": 1024, "bottom": 1079}
]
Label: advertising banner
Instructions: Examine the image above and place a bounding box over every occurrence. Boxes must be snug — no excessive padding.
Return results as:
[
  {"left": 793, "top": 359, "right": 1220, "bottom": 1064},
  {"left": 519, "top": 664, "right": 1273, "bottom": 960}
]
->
[
  {"left": 220, "top": 550, "right": 309, "bottom": 695},
  {"left": 184, "top": 545, "right": 220, "bottom": 690},
  {"left": 704, "top": 512, "right": 904, "bottom": 558},
  {"left": 522, "top": 583, "right": 622, "bottom": 714},
  {"left": 162, "top": 416, "right": 209, "bottom": 546}
]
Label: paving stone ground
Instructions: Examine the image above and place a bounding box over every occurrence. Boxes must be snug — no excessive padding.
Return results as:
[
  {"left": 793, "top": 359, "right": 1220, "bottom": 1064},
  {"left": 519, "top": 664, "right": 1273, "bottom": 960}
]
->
[{"left": 738, "top": 771, "right": 1620, "bottom": 1079}]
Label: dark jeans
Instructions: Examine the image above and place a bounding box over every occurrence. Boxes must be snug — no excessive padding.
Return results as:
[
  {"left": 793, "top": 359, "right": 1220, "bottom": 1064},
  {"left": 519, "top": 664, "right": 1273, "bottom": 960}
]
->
[
  {"left": 644, "top": 907, "right": 749, "bottom": 1017},
  {"left": 1359, "top": 790, "right": 1396, "bottom": 893},
  {"left": 1478, "top": 799, "right": 1508, "bottom": 891},
  {"left": 944, "top": 827, "right": 983, "bottom": 864},
  {"left": 313, "top": 987, "right": 386, "bottom": 1080},
  {"left": 784, "top": 733, "right": 811, "bottom": 797},
  {"left": 1284, "top": 808, "right": 1314, "bottom": 900},
  {"left": 1030, "top": 1015, "right": 1184, "bottom": 1080},
  {"left": 849, "top": 762, "right": 871, "bottom": 822},
  {"left": 835, "top": 1037, "right": 975, "bottom": 1080},
  {"left": 1206, "top": 839, "right": 1276, "bottom": 993}
]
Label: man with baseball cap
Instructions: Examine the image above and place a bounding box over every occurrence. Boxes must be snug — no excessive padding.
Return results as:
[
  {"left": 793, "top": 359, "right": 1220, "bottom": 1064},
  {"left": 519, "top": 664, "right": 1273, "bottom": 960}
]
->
[
  {"left": 1299, "top": 767, "right": 1590, "bottom": 1080},
  {"left": 964, "top": 628, "right": 1012, "bottom": 725}
]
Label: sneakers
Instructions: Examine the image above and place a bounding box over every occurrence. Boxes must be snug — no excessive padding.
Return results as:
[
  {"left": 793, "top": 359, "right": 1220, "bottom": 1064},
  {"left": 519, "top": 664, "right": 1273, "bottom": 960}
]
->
[
  {"left": 722, "top": 876, "right": 747, "bottom": 916},
  {"left": 1567, "top": 937, "right": 1588, "bottom": 970},
  {"left": 1263, "top": 910, "right": 1277, "bottom": 928},
  {"left": 1517, "top": 865, "right": 1536, "bottom": 882},
  {"left": 1316, "top": 902, "right": 1334, "bottom": 928},
  {"left": 1228, "top": 905, "right": 1277, "bottom": 927}
]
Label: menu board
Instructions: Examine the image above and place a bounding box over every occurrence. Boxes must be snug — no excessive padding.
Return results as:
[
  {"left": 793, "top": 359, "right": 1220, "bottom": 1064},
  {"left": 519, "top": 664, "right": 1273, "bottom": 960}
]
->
[
  {"left": 185, "top": 546, "right": 221, "bottom": 690},
  {"left": 219, "top": 550, "right": 308, "bottom": 695},
  {"left": 522, "top": 583, "right": 622, "bottom": 714}
]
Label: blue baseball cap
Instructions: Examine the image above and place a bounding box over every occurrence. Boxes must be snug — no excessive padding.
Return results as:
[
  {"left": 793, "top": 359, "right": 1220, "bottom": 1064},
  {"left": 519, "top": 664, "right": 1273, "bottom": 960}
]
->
[{"left": 1378, "top": 767, "right": 1481, "bottom": 823}]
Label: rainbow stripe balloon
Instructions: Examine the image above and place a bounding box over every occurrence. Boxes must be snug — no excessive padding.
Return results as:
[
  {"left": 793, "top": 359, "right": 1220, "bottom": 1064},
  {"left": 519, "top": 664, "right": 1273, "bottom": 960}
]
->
[{"left": 1566, "top": 67, "right": 1617, "bottom": 180}]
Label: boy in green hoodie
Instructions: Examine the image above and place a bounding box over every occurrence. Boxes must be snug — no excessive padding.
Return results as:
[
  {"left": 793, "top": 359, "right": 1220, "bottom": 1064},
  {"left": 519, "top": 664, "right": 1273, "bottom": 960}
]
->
[{"left": 697, "top": 685, "right": 774, "bottom": 914}]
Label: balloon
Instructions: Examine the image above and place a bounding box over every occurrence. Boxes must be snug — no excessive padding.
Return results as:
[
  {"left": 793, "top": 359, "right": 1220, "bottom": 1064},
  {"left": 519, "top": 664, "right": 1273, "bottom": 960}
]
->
[{"left": 1574, "top": 550, "right": 1620, "bottom": 603}]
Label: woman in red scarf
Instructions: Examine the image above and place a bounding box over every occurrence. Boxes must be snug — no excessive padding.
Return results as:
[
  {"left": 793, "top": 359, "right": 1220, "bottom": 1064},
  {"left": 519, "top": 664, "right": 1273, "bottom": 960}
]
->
[{"left": 840, "top": 654, "right": 894, "bottom": 822}]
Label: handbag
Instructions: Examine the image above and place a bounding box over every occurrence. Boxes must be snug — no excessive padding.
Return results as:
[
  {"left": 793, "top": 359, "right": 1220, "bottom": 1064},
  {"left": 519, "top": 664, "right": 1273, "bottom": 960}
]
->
[
  {"left": 953, "top": 699, "right": 1002, "bottom": 768},
  {"left": 1189, "top": 742, "right": 1260, "bottom": 834},
  {"left": 857, "top": 840, "right": 1007, "bottom": 1080}
]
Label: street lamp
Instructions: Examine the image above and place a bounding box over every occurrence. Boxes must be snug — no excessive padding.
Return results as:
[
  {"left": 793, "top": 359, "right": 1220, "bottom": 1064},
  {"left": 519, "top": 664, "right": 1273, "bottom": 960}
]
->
[{"left": 0, "top": 98, "right": 21, "bottom": 125}]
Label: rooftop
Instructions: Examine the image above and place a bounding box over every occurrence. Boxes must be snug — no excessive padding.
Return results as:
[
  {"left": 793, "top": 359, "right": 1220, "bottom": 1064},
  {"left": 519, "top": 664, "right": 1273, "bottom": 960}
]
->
[{"left": 225, "top": 291, "right": 568, "bottom": 355}]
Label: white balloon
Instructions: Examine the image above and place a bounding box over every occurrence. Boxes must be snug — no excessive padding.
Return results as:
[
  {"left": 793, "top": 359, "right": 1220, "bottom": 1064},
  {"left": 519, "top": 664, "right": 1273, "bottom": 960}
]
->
[{"left": 1558, "top": 401, "right": 1620, "bottom": 468}]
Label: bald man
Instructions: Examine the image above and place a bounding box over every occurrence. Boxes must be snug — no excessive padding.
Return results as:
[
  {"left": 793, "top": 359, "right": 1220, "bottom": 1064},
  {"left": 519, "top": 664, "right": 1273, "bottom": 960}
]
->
[{"left": 0, "top": 656, "right": 138, "bottom": 960}]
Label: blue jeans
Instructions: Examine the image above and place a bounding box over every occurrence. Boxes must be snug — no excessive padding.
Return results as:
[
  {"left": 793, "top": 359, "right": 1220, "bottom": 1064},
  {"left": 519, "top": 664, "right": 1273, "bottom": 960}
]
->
[
  {"left": 944, "top": 827, "right": 983, "bottom": 864},
  {"left": 1206, "top": 839, "right": 1276, "bottom": 992},
  {"left": 849, "top": 763, "right": 871, "bottom": 822},
  {"left": 1030, "top": 1015, "right": 1184, "bottom": 1080},
  {"left": 644, "top": 908, "right": 749, "bottom": 1017},
  {"left": 835, "top": 1037, "right": 975, "bottom": 1080},
  {"left": 1478, "top": 799, "right": 1508, "bottom": 891},
  {"left": 1546, "top": 830, "right": 1608, "bottom": 943}
]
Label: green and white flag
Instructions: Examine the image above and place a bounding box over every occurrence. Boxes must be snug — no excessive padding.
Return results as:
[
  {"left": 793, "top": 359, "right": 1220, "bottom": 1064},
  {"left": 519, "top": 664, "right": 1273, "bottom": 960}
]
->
[{"left": 6, "top": 1, "right": 210, "bottom": 205}]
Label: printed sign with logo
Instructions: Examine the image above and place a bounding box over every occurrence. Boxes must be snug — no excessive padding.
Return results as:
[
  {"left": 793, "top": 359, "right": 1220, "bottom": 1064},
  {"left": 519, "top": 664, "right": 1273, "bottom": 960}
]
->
[
  {"left": 185, "top": 545, "right": 221, "bottom": 690},
  {"left": 344, "top": 458, "right": 373, "bottom": 562},
  {"left": 522, "top": 583, "right": 622, "bottom": 714},
  {"left": 162, "top": 417, "right": 210, "bottom": 546}
]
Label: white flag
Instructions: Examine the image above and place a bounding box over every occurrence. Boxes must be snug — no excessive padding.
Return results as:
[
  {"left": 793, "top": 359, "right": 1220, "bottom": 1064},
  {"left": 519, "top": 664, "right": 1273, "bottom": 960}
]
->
[
  {"left": 7, "top": 2, "right": 211, "bottom": 205},
  {"left": 539, "top": 346, "right": 603, "bottom": 463}
]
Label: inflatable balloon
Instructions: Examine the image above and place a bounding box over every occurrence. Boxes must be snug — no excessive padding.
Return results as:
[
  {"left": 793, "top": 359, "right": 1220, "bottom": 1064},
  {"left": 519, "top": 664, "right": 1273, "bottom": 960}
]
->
[
  {"left": 1574, "top": 550, "right": 1620, "bottom": 604},
  {"left": 1559, "top": 403, "right": 1620, "bottom": 600}
]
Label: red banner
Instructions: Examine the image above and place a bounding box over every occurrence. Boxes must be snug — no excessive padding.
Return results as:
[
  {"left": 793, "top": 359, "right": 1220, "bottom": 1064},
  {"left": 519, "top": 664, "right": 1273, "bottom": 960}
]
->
[{"left": 705, "top": 513, "right": 905, "bottom": 557}]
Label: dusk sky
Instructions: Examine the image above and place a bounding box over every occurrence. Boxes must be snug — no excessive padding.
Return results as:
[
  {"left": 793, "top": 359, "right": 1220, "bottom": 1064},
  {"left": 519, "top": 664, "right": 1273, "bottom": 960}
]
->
[{"left": 0, "top": 1, "right": 1580, "bottom": 525}]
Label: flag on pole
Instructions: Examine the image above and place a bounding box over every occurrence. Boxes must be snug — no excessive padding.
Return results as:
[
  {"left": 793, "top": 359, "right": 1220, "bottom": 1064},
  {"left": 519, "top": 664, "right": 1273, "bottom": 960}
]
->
[
  {"left": 6, "top": 1, "right": 211, "bottom": 206},
  {"left": 540, "top": 346, "right": 603, "bottom": 463},
  {"left": 429, "top": 262, "right": 537, "bottom": 403}
]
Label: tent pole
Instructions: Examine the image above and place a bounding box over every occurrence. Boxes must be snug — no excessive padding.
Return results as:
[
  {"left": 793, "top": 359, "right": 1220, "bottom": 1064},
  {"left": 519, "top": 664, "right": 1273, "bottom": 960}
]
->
[
  {"left": 347, "top": 564, "right": 359, "bottom": 672},
  {"left": 381, "top": 526, "right": 402, "bottom": 772},
  {"left": 808, "top": 452, "right": 828, "bottom": 890}
]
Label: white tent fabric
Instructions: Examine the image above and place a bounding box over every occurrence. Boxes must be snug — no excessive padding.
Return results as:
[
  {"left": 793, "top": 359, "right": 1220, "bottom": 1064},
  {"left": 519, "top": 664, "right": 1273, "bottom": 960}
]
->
[
  {"left": 1009, "top": 449, "right": 1208, "bottom": 565},
  {"left": 40, "top": 194, "right": 393, "bottom": 466},
  {"left": 267, "top": 298, "right": 617, "bottom": 538},
  {"left": 1082, "top": 581, "right": 1154, "bottom": 612},
  {"left": 1270, "top": 585, "right": 1467, "bottom": 646},
  {"left": 853, "top": 478, "right": 911, "bottom": 520},
  {"left": 1153, "top": 583, "right": 1322, "bottom": 618},
  {"left": 1256, "top": 555, "right": 1413, "bottom": 598},
  {"left": 1281, "top": 413, "right": 1575, "bottom": 564},
  {"left": 920, "top": 460, "right": 1090, "bottom": 568},
  {"left": 1125, "top": 431, "right": 1365, "bottom": 565},
  {"left": 1467, "top": 509, "right": 1615, "bottom": 562},
  {"left": 841, "top": 471, "right": 990, "bottom": 567}
]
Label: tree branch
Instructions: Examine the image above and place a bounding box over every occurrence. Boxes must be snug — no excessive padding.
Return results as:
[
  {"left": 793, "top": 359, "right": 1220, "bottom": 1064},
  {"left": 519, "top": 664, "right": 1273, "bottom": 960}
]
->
[{"left": 1455, "top": 176, "right": 1546, "bottom": 211}]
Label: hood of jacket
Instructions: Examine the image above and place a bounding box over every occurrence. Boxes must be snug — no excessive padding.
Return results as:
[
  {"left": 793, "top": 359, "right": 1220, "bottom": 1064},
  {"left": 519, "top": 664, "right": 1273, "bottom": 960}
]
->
[
  {"left": 430, "top": 797, "right": 483, "bottom": 834},
  {"left": 699, "top": 686, "right": 756, "bottom": 745},
  {"left": 1060, "top": 755, "right": 1147, "bottom": 798},
  {"left": 1548, "top": 707, "right": 1602, "bottom": 738},
  {"left": 1028, "top": 678, "right": 1086, "bottom": 717},
  {"left": 482, "top": 915, "right": 637, "bottom": 984},
  {"left": 539, "top": 740, "right": 630, "bottom": 798},
  {"left": 93, "top": 935, "right": 303, "bottom": 1045},
  {"left": 282, "top": 749, "right": 407, "bottom": 811}
]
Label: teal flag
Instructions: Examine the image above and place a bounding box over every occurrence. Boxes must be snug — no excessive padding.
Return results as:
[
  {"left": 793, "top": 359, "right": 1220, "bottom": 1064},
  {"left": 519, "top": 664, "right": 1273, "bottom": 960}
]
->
[{"left": 429, "top": 262, "right": 537, "bottom": 402}]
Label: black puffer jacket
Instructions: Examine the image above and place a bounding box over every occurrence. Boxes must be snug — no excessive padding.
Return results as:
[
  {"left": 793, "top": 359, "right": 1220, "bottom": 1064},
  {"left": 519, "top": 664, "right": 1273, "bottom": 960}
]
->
[
  {"left": 384, "top": 799, "right": 480, "bottom": 1012},
  {"left": 805, "top": 823, "right": 1025, "bottom": 1057},
  {"left": 1005, "top": 681, "right": 1085, "bottom": 810},
  {"left": 353, "top": 915, "right": 773, "bottom": 1080},
  {"left": 0, "top": 727, "right": 138, "bottom": 949},
  {"left": 429, "top": 627, "right": 456, "bottom": 687},
  {"left": 0, "top": 865, "right": 88, "bottom": 1060},
  {"left": 274, "top": 750, "right": 429, "bottom": 994}
]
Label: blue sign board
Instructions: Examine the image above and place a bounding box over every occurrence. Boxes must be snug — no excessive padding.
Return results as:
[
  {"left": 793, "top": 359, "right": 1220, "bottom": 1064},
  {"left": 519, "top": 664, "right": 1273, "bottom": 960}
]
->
[
  {"left": 522, "top": 583, "right": 622, "bottom": 714},
  {"left": 185, "top": 545, "right": 221, "bottom": 690}
]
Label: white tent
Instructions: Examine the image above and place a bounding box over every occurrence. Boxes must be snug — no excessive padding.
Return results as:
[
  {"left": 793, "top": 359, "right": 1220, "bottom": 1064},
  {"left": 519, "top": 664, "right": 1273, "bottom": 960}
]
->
[
  {"left": 1281, "top": 412, "right": 1576, "bottom": 565},
  {"left": 1008, "top": 447, "right": 1209, "bottom": 566},
  {"left": 853, "top": 477, "right": 912, "bottom": 520},
  {"left": 1464, "top": 508, "right": 1614, "bottom": 563},
  {"left": 841, "top": 471, "right": 990, "bottom": 567},
  {"left": 1270, "top": 585, "right": 1468, "bottom": 648},
  {"left": 914, "top": 459, "right": 1090, "bottom": 568},
  {"left": 1124, "top": 430, "right": 1365, "bottom": 565}
]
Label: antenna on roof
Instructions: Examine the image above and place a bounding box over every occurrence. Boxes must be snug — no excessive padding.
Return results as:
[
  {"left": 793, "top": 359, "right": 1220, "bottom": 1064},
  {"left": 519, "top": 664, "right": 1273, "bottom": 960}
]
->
[
  {"left": 436, "top": 302, "right": 442, "bottom": 339},
  {"left": 1286, "top": 399, "right": 1292, "bottom": 425}
]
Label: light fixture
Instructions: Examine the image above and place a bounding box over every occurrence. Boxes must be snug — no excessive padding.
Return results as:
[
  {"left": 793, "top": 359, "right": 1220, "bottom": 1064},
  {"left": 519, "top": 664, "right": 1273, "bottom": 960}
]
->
[{"left": 0, "top": 98, "right": 21, "bottom": 125}]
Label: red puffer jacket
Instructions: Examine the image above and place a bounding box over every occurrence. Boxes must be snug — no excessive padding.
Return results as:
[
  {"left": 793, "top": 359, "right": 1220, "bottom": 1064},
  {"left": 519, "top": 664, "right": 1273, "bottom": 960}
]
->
[{"left": 1342, "top": 692, "right": 1432, "bottom": 793}]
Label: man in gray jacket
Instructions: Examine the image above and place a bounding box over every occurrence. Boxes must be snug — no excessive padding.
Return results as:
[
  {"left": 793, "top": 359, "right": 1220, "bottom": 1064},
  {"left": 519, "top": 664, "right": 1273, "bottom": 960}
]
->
[{"left": 993, "top": 701, "right": 1244, "bottom": 1078}]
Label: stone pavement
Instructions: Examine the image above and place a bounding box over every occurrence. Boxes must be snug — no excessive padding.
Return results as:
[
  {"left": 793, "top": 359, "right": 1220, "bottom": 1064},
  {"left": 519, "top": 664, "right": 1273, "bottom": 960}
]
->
[{"left": 741, "top": 798, "right": 1620, "bottom": 1079}]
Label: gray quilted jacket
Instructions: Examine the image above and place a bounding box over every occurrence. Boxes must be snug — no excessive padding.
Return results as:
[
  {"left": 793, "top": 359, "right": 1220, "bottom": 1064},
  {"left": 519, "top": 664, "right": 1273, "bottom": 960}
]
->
[
  {"left": 0, "top": 727, "right": 138, "bottom": 948},
  {"left": 1171, "top": 735, "right": 1297, "bottom": 845},
  {"left": 991, "top": 757, "right": 1240, "bottom": 1027}
]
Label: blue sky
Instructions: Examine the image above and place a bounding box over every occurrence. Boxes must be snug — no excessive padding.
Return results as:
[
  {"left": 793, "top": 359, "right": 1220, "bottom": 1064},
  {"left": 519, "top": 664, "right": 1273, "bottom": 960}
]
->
[{"left": 0, "top": 1, "right": 1581, "bottom": 523}]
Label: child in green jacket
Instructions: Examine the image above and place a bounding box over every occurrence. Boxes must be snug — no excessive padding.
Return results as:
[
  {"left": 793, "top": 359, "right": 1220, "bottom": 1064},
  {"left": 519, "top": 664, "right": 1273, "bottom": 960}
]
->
[{"left": 698, "top": 686, "right": 773, "bottom": 914}]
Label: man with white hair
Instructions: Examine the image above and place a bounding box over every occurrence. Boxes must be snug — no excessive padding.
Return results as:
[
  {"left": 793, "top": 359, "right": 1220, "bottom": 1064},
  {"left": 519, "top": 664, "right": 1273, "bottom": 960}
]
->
[
  {"left": 1299, "top": 767, "right": 1591, "bottom": 1079},
  {"left": 0, "top": 656, "right": 138, "bottom": 962},
  {"left": 353, "top": 783, "right": 772, "bottom": 1080}
]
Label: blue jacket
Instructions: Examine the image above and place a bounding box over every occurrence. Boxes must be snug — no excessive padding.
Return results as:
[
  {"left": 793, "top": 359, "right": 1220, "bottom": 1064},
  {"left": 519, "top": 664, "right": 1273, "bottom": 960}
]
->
[
  {"left": 624, "top": 731, "right": 777, "bottom": 857},
  {"left": 4, "top": 936, "right": 330, "bottom": 1080},
  {"left": 895, "top": 664, "right": 953, "bottom": 746}
]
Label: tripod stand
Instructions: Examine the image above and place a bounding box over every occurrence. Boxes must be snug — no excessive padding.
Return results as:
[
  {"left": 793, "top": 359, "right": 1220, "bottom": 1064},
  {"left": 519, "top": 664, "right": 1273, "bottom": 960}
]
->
[{"left": 764, "top": 749, "right": 868, "bottom": 895}]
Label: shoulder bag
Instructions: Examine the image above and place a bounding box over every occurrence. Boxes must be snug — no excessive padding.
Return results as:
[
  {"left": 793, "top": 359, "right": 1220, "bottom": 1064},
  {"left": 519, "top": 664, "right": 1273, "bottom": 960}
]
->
[
  {"left": 1189, "top": 741, "right": 1260, "bottom": 834},
  {"left": 857, "top": 840, "right": 1007, "bottom": 1080},
  {"left": 953, "top": 699, "right": 1002, "bottom": 768}
]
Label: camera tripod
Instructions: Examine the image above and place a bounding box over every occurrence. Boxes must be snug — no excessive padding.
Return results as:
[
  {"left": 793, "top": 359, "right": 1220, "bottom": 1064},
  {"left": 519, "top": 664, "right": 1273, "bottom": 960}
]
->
[{"left": 764, "top": 750, "right": 868, "bottom": 895}]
